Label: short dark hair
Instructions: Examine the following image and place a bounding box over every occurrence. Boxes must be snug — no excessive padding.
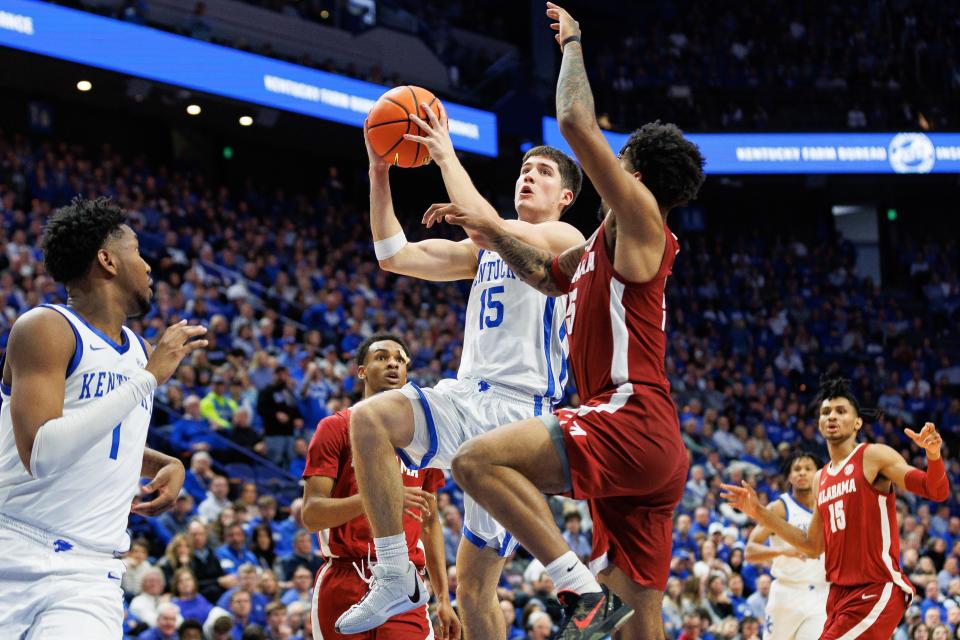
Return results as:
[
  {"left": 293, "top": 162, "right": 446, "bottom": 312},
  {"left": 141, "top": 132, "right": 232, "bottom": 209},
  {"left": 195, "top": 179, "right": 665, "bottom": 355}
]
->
[
  {"left": 178, "top": 620, "right": 203, "bottom": 634},
  {"left": 522, "top": 145, "right": 583, "bottom": 213},
  {"left": 813, "top": 375, "right": 882, "bottom": 422},
  {"left": 781, "top": 451, "right": 821, "bottom": 478},
  {"left": 41, "top": 196, "right": 127, "bottom": 284},
  {"left": 355, "top": 333, "right": 409, "bottom": 368},
  {"left": 619, "top": 121, "right": 705, "bottom": 210}
]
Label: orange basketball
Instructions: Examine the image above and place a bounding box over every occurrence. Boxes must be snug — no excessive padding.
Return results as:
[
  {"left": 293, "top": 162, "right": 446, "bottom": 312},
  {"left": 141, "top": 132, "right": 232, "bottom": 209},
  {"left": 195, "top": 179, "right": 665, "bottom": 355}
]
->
[{"left": 365, "top": 86, "right": 443, "bottom": 168}]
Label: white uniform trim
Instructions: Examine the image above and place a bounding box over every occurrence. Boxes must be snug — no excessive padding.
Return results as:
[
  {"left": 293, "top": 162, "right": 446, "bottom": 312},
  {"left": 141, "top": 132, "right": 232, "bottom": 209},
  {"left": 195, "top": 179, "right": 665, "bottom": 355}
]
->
[
  {"left": 877, "top": 495, "right": 915, "bottom": 596},
  {"left": 609, "top": 279, "right": 629, "bottom": 386},
  {"left": 574, "top": 383, "right": 634, "bottom": 416},
  {"left": 312, "top": 560, "right": 332, "bottom": 639},
  {"left": 825, "top": 443, "right": 865, "bottom": 477},
  {"left": 836, "top": 582, "right": 892, "bottom": 640}
]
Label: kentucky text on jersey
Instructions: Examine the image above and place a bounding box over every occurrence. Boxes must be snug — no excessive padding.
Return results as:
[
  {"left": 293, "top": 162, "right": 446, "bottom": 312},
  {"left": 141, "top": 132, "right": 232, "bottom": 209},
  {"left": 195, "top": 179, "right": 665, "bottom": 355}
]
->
[
  {"left": 472, "top": 257, "right": 517, "bottom": 287},
  {"left": 78, "top": 371, "right": 152, "bottom": 412},
  {"left": 818, "top": 478, "right": 857, "bottom": 504}
]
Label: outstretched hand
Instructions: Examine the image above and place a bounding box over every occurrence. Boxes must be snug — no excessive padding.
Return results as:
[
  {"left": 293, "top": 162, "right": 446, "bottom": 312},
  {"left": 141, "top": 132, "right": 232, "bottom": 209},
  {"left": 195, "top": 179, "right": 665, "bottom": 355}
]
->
[
  {"left": 546, "top": 2, "right": 581, "bottom": 49},
  {"left": 720, "top": 481, "right": 762, "bottom": 520},
  {"left": 905, "top": 422, "right": 943, "bottom": 460}
]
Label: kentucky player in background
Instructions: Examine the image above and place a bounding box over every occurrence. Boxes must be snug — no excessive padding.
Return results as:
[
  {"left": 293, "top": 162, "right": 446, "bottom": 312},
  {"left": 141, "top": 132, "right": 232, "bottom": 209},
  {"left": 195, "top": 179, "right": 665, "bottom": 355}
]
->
[
  {"left": 0, "top": 197, "right": 207, "bottom": 638},
  {"left": 334, "top": 104, "right": 584, "bottom": 636},
  {"left": 724, "top": 377, "right": 950, "bottom": 640},
  {"left": 745, "top": 453, "right": 828, "bottom": 640}
]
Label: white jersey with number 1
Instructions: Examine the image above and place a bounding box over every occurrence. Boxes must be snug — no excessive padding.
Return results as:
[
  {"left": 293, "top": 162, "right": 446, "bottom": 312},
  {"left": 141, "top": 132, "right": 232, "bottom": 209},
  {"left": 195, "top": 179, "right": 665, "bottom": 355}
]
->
[
  {"left": 459, "top": 248, "right": 568, "bottom": 411},
  {"left": 0, "top": 304, "right": 152, "bottom": 554}
]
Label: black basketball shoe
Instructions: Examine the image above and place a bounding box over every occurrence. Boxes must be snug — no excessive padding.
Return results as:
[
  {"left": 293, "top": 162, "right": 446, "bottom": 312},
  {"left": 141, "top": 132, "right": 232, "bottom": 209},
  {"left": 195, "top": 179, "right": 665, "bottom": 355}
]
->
[{"left": 554, "top": 586, "right": 633, "bottom": 640}]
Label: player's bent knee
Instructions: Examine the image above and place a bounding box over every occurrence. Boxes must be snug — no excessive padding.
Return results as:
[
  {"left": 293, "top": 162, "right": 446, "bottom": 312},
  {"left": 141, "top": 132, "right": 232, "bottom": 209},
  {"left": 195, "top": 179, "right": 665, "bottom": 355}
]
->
[
  {"left": 451, "top": 440, "right": 487, "bottom": 490},
  {"left": 349, "top": 391, "right": 412, "bottom": 448}
]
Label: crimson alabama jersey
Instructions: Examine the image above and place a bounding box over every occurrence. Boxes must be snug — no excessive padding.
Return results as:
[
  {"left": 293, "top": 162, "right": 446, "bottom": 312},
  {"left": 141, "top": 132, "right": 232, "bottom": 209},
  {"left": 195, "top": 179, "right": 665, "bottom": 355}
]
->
[
  {"left": 303, "top": 409, "right": 445, "bottom": 566},
  {"left": 564, "top": 220, "right": 679, "bottom": 402},
  {"left": 817, "top": 443, "right": 914, "bottom": 596}
]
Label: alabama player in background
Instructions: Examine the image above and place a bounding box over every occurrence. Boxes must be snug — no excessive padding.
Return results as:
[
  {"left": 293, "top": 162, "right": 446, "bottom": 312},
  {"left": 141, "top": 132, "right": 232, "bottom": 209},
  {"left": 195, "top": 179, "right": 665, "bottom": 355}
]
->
[
  {"left": 302, "top": 333, "right": 459, "bottom": 640},
  {"left": 723, "top": 377, "right": 950, "bottom": 640},
  {"left": 436, "top": 3, "right": 707, "bottom": 638},
  {"left": 0, "top": 197, "right": 206, "bottom": 637},
  {"left": 744, "top": 453, "right": 827, "bottom": 640}
]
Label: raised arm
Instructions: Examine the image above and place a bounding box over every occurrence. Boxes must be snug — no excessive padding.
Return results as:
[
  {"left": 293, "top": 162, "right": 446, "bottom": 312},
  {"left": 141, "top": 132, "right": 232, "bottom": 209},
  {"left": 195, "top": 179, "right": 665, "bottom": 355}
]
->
[
  {"left": 864, "top": 424, "right": 949, "bottom": 501},
  {"left": 365, "top": 125, "right": 478, "bottom": 281},
  {"left": 547, "top": 3, "right": 668, "bottom": 281},
  {"left": 722, "top": 477, "right": 824, "bottom": 559}
]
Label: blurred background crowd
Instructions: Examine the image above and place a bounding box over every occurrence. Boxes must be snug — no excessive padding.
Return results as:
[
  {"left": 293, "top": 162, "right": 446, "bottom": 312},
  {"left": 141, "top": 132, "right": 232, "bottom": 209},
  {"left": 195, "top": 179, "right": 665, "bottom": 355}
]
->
[{"left": 1, "top": 0, "right": 959, "bottom": 638}]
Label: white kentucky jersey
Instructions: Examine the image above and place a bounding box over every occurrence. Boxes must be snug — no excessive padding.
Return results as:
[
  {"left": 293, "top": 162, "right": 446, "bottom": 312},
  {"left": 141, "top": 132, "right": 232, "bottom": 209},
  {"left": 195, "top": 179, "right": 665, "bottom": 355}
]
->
[
  {"left": 0, "top": 304, "right": 153, "bottom": 554},
  {"left": 458, "top": 248, "right": 568, "bottom": 410},
  {"left": 770, "top": 493, "right": 827, "bottom": 585}
]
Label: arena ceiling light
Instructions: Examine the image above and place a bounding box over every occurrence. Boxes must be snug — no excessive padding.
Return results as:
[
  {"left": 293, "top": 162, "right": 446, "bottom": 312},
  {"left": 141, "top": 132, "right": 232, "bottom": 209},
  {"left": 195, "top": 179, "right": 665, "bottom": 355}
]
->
[
  {"left": 238, "top": 115, "right": 253, "bottom": 127},
  {"left": 76, "top": 80, "right": 92, "bottom": 92},
  {"left": 186, "top": 104, "right": 202, "bottom": 116}
]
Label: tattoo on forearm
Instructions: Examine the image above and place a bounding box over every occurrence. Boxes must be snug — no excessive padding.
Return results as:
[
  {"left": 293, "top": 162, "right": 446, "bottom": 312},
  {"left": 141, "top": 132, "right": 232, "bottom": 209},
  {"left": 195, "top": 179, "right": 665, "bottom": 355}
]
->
[
  {"left": 557, "top": 42, "right": 595, "bottom": 121},
  {"left": 491, "top": 234, "right": 586, "bottom": 297},
  {"left": 492, "top": 235, "right": 564, "bottom": 296}
]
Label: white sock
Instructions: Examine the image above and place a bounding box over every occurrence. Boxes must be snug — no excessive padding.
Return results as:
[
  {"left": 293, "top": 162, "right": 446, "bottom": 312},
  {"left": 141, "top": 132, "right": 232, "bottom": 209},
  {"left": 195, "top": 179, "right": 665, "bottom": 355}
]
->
[
  {"left": 374, "top": 533, "right": 409, "bottom": 574},
  {"left": 546, "top": 551, "right": 602, "bottom": 595}
]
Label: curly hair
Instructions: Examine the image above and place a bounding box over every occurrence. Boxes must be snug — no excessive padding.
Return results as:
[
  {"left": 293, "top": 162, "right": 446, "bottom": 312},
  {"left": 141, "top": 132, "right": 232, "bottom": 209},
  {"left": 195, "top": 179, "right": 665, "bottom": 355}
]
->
[
  {"left": 522, "top": 145, "right": 583, "bottom": 213},
  {"left": 41, "top": 196, "right": 127, "bottom": 284},
  {"left": 619, "top": 121, "right": 705, "bottom": 210},
  {"left": 813, "top": 375, "right": 883, "bottom": 422}
]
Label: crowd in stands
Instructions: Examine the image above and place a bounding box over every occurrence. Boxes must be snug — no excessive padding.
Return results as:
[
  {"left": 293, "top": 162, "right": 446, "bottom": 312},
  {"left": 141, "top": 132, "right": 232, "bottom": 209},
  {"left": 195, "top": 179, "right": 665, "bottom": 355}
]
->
[
  {"left": 49, "top": 0, "right": 960, "bottom": 133},
  {"left": 1, "top": 122, "right": 960, "bottom": 640},
  {"left": 583, "top": 0, "right": 960, "bottom": 132}
]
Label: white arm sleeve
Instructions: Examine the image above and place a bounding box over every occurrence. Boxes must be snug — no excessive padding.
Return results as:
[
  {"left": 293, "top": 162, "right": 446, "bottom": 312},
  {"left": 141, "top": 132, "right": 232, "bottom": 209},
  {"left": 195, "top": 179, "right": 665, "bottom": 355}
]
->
[{"left": 29, "top": 369, "right": 158, "bottom": 478}]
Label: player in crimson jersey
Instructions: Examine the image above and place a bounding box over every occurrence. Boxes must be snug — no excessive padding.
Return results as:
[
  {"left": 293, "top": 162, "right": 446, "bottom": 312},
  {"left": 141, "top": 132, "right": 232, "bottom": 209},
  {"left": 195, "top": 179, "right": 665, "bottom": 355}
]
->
[
  {"left": 723, "top": 377, "right": 950, "bottom": 640},
  {"left": 427, "top": 4, "right": 706, "bottom": 638},
  {"left": 301, "top": 334, "right": 460, "bottom": 640}
]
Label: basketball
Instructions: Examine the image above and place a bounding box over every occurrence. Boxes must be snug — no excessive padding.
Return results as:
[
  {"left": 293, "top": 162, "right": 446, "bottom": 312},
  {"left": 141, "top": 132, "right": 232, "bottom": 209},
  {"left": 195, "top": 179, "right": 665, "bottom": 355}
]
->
[{"left": 365, "top": 85, "right": 443, "bottom": 168}]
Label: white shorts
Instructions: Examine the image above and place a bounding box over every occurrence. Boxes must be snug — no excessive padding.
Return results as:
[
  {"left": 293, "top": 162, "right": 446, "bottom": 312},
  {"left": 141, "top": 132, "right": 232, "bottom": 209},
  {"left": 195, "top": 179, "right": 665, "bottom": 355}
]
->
[
  {"left": 397, "top": 377, "right": 552, "bottom": 556},
  {"left": 0, "top": 516, "right": 126, "bottom": 639},
  {"left": 763, "top": 579, "right": 829, "bottom": 640}
]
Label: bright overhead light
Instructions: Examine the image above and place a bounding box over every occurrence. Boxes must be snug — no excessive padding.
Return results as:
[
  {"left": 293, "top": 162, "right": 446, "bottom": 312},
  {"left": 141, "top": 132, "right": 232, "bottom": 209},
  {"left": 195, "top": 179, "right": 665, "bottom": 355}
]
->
[
  {"left": 186, "top": 104, "right": 201, "bottom": 115},
  {"left": 76, "top": 80, "right": 92, "bottom": 92},
  {"left": 238, "top": 116, "right": 253, "bottom": 127}
]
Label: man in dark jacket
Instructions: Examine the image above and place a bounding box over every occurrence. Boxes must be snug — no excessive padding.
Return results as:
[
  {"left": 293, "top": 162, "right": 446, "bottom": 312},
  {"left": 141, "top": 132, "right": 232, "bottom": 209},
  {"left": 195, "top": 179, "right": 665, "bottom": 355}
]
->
[{"left": 256, "top": 366, "right": 303, "bottom": 467}]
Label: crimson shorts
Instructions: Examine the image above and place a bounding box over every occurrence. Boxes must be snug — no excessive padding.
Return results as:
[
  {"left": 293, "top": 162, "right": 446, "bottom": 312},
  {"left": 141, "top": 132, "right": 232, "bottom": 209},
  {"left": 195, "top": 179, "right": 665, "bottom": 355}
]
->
[
  {"left": 312, "top": 560, "right": 434, "bottom": 639},
  {"left": 546, "top": 384, "right": 688, "bottom": 591},
  {"left": 820, "top": 583, "right": 909, "bottom": 640}
]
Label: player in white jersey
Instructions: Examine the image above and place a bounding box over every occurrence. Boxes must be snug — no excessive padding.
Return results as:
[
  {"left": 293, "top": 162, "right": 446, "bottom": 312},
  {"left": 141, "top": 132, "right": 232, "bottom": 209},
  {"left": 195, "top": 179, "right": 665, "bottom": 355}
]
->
[
  {"left": 334, "top": 106, "right": 585, "bottom": 636},
  {"left": 745, "top": 453, "right": 828, "bottom": 640},
  {"left": 0, "top": 197, "right": 207, "bottom": 638}
]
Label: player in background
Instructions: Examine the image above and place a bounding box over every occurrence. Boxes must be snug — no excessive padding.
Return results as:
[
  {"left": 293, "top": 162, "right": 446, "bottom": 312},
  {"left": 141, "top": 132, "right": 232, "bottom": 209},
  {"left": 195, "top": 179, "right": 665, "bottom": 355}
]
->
[
  {"left": 0, "top": 196, "right": 207, "bottom": 637},
  {"left": 744, "top": 453, "right": 828, "bottom": 640},
  {"left": 301, "top": 333, "right": 460, "bottom": 640},
  {"left": 723, "top": 377, "right": 950, "bottom": 640},
  {"left": 334, "top": 102, "right": 585, "bottom": 636},
  {"left": 433, "top": 4, "right": 706, "bottom": 638}
]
